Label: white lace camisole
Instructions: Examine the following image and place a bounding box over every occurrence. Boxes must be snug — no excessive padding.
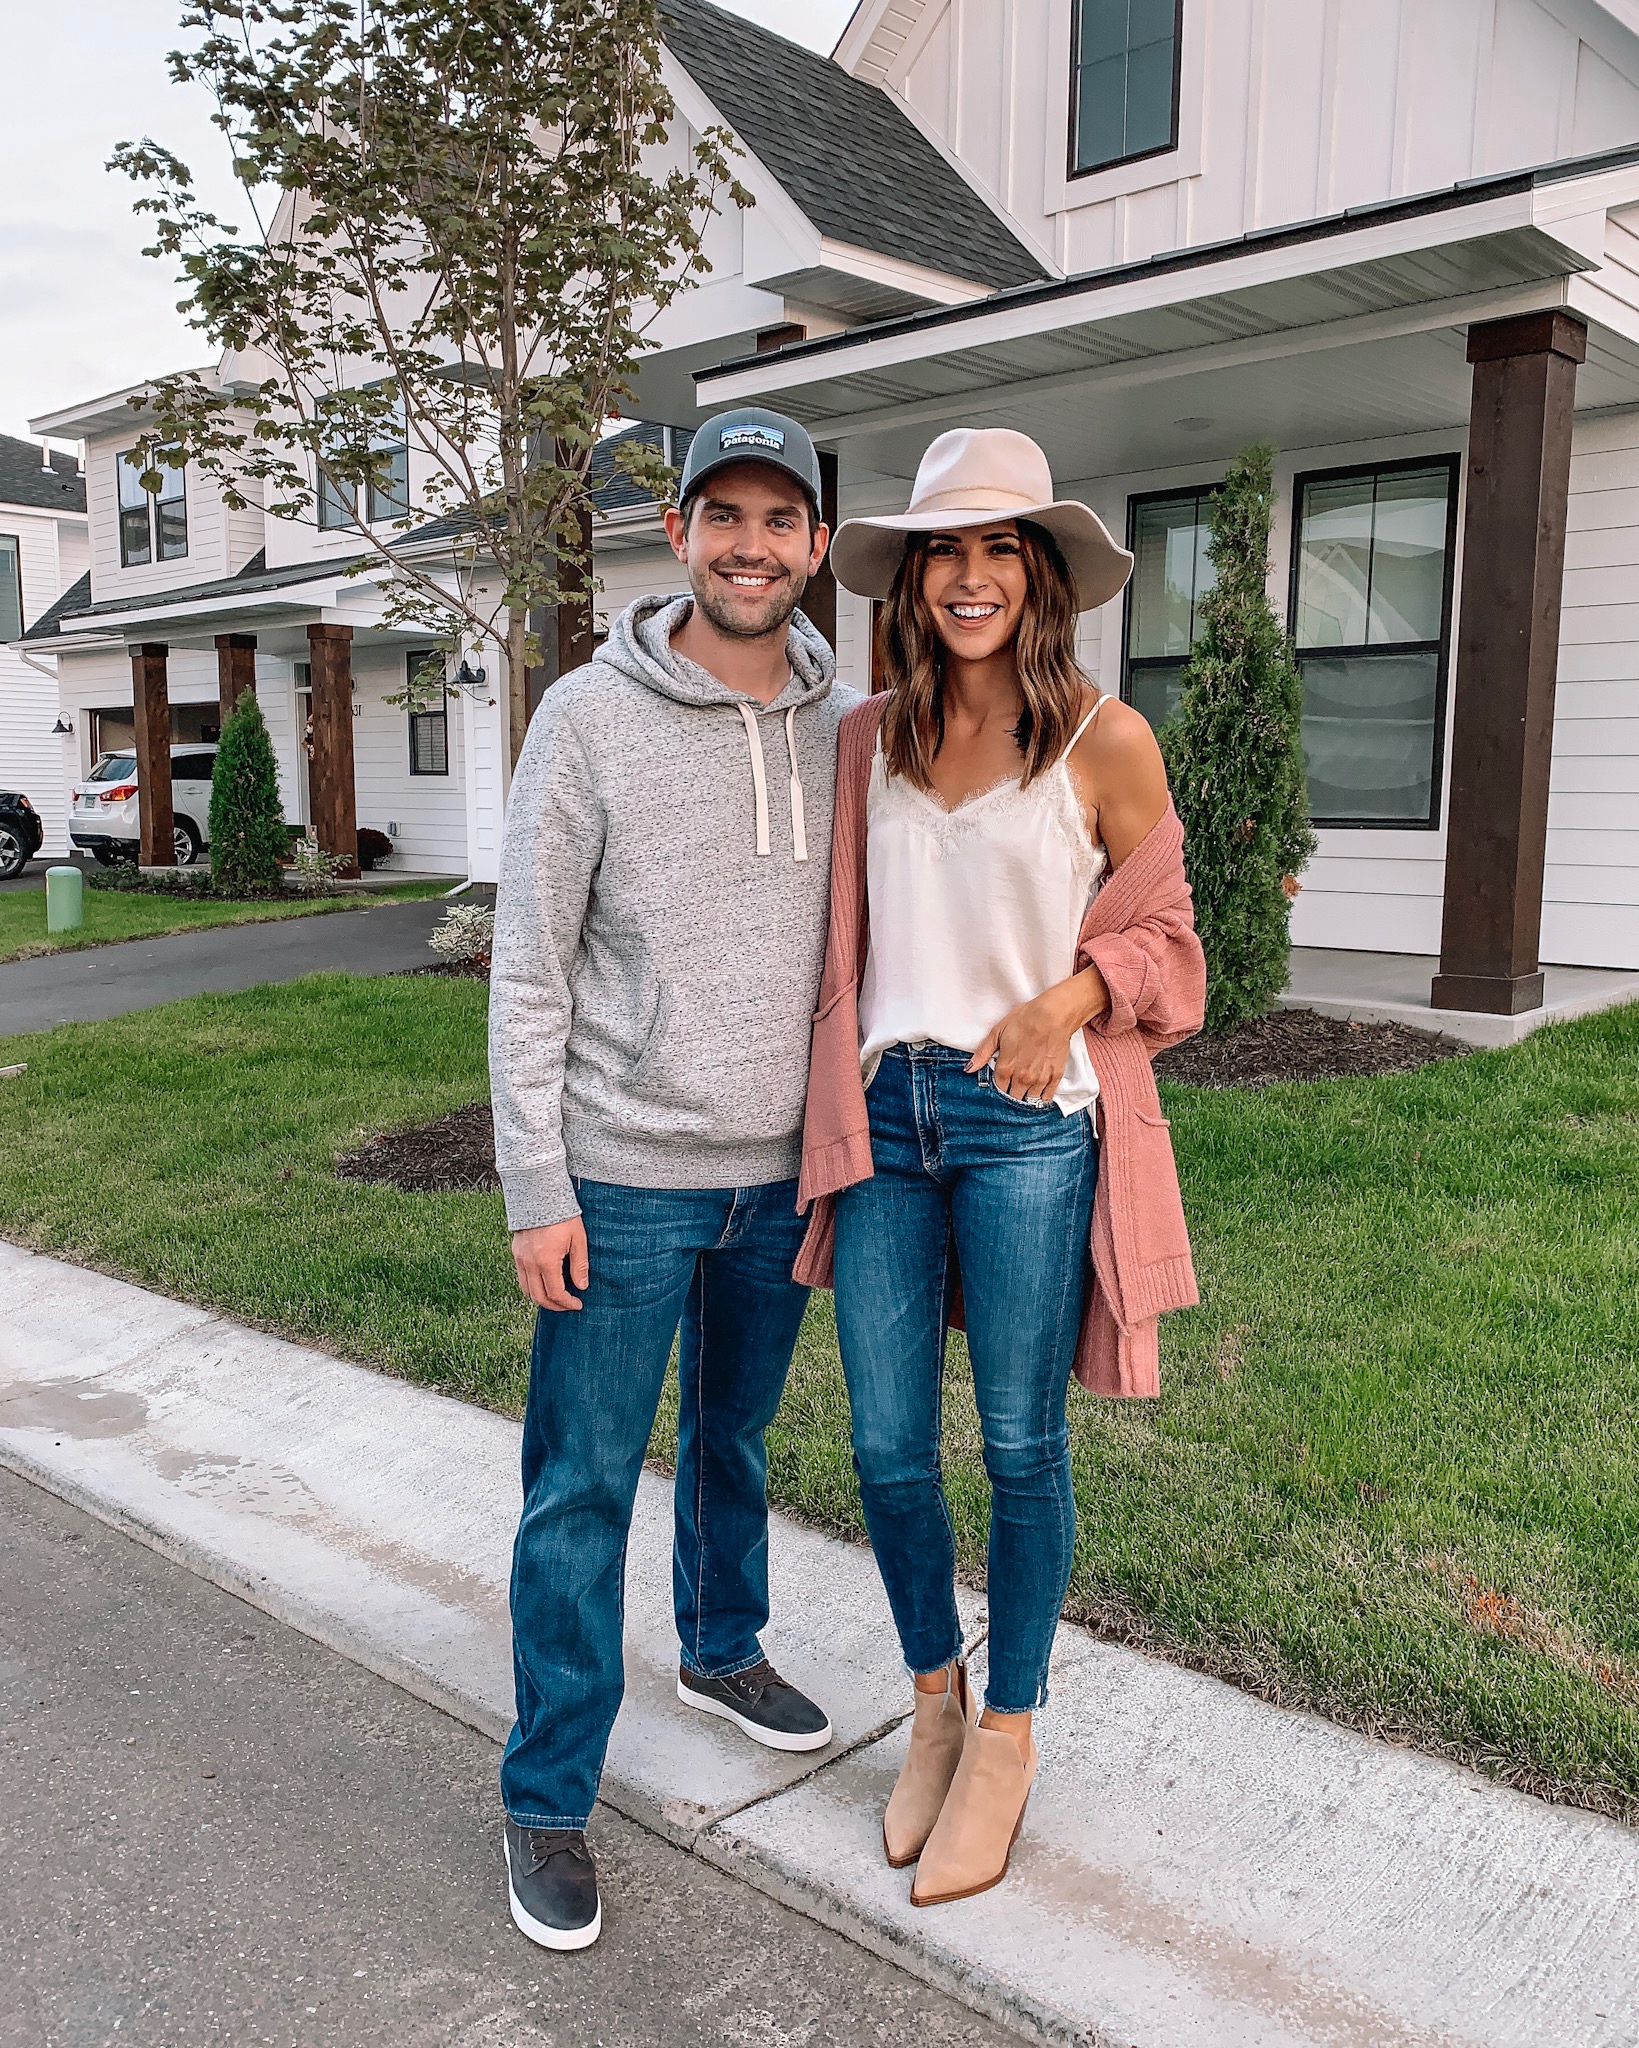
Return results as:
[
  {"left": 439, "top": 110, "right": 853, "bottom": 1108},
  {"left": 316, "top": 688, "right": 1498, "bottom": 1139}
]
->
[{"left": 858, "top": 699, "right": 1111, "bottom": 1116}]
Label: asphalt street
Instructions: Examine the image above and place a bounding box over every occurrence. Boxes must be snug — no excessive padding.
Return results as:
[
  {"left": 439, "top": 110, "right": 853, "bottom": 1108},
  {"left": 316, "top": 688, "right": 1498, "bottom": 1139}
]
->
[
  {"left": 0, "top": 898, "right": 454, "bottom": 1035},
  {"left": 0, "top": 1464, "right": 1011, "bottom": 2048}
]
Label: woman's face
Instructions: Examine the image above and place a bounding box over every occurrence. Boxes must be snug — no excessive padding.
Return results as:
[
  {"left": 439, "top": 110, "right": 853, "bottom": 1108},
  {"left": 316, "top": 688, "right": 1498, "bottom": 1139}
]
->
[{"left": 918, "top": 522, "right": 1029, "bottom": 665}]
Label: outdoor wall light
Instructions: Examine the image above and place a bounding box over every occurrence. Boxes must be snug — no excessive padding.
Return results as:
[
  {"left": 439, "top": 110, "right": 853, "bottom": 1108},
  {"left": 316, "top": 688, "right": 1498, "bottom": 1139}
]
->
[
  {"left": 52, "top": 715, "right": 75, "bottom": 735},
  {"left": 452, "top": 659, "right": 488, "bottom": 694}
]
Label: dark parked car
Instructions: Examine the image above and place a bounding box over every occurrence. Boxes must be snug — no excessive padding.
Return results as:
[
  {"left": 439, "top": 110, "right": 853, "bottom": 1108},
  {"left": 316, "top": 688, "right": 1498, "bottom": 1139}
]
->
[{"left": 0, "top": 790, "right": 45, "bottom": 880}]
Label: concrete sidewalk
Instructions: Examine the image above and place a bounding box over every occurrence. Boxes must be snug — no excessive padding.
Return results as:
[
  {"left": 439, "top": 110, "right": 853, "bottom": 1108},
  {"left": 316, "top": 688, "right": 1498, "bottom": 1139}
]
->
[
  {"left": 1, "top": 1241, "right": 1634, "bottom": 2048},
  {"left": 0, "top": 897, "right": 452, "bottom": 1035}
]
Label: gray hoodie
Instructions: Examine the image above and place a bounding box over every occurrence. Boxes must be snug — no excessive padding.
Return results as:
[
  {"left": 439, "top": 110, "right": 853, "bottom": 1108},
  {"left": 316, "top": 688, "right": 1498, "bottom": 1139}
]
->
[{"left": 488, "top": 593, "right": 858, "bottom": 1231}]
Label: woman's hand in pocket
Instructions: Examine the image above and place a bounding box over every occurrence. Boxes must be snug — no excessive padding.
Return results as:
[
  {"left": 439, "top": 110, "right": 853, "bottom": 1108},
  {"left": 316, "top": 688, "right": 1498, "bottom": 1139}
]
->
[{"left": 967, "top": 988, "right": 1075, "bottom": 1103}]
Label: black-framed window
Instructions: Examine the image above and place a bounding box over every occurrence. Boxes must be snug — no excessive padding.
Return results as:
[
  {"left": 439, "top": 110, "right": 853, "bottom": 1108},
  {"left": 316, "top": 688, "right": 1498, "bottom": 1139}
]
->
[
  {"left": 1289, "top": 456, "right": 1460, "bottom": 829},
  {"left": 0, "top": 534, "right": 20, "bottom": 641},
  {"left": 407, "top": 650, "right": 449, "bottom": 775},
  {"left": 317, "top": 415, "right": 410, "bottom": 529},
  {"left": 117, "top": 450, "right": 188, "bottom": 566},
  {"left": 1070, "top": 0, "right": 1183, "bottom": 177},
  {"left": 1122, "top": 484, "right": 1218, "bottom": 731}
]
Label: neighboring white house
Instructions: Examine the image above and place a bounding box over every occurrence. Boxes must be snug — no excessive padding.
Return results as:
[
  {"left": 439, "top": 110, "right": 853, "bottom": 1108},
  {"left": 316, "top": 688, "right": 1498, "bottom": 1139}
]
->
[
  {"left": 0, "top": 436, "right": 88, "bottom": 857},
  {"left": 15, "top": 0, "right": 1639, "bottom": 1012}
]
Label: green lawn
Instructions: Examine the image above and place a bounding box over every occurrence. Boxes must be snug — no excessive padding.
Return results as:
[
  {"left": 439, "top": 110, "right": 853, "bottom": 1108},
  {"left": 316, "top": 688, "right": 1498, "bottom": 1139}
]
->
[
  {"left": 0, "top": 973, "right": 1635, "bottom": 1817},
  {"left": 0, "top": 880, "right": 450, "bottom": 962}
]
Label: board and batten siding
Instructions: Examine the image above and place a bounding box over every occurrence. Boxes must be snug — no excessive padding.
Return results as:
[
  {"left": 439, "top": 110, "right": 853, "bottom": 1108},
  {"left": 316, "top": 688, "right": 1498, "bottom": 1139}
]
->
[
  {"left": 868, "top": 0, "right": 1639, "bottom": 275},
  {"left": 1545, "top": 408, "right": 1639, "bottom": 971}
]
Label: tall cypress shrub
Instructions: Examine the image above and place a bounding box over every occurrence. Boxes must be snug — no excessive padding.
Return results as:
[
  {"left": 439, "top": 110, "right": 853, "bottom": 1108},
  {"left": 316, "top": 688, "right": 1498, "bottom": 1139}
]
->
[
  {"left": 209, "top": 688, "right": 287, "bottom": 897},
  {"left": 1161, "top": 446, "right": 1316, "bottom": 1034}
]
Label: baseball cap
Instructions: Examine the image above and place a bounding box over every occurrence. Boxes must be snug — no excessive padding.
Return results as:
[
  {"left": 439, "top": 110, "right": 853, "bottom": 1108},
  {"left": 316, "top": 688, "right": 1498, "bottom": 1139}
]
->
[{"left": 679, "top": 407, "right": 822, "bottom": 513}]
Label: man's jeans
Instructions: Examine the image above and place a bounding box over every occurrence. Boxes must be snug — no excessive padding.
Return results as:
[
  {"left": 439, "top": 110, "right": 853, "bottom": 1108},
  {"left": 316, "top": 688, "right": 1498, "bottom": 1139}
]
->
[
  {"left": 500, "top": 1177, "right": 810, "bottom": 1830},
  {"left": 832, "top": 1045, "right": 1097, "bottom": 1716}
]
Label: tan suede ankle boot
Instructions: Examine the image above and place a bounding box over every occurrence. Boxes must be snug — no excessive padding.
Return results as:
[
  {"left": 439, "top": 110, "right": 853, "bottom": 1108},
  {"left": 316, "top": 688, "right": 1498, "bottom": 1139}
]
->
[
  {"left": 909, "top": 1718, "right": 1037, "bottom": 1906},
  {"left": 882, "top": 1662, "right": 972, "bottom": 1869}
]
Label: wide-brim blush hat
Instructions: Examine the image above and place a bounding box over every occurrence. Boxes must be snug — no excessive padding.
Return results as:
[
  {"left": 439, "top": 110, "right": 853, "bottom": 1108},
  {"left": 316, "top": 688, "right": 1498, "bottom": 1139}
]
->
[{"left": 829, "top": 428, "right": 1133, "bottom": 610}]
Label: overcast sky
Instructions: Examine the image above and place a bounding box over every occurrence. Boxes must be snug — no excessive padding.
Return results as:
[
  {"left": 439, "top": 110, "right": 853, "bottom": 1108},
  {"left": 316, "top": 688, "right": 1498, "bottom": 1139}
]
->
[{"left": 0, "top": 0, "right": 857, "bottom": 444}]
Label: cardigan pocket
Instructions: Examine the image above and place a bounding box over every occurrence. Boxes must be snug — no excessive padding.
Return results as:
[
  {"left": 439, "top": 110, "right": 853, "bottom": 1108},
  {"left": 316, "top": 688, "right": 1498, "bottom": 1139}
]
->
[{"left": 1124, "top": 1107, "right": 1194, "bottom": 1271}]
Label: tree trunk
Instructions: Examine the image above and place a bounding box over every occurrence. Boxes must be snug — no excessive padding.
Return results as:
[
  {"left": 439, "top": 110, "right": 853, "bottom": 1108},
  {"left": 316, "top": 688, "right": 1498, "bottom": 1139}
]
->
[{"left": 507, "top": 608, "right": 530, "bottom": 768}]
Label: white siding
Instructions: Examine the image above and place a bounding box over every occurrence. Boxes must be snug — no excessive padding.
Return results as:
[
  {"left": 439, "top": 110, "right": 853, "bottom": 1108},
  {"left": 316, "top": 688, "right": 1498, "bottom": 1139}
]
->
[
  {"left": 0, "top": 504, "right": 90, "bottom": 854},
  {"left": 1543, "top": 408, "right": 1639, "bottom": 968},
  {"left": 84, "top": 432, "right": 231, "bottom": 606},
  {"left": 870, "top": 0, "right": 1639, "bottom": 272},
  {"left": 349, "top": 650, "right": 468, "bottom": 875},
  {"left": 593, "top": 540, "right": 685, "bottom": 631}
]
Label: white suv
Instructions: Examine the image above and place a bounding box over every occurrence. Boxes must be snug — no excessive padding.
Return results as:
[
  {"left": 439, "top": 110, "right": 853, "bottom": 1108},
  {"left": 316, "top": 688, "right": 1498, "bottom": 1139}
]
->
[{"left": 70, "top": 744, "right": 218, "bottom": 867}]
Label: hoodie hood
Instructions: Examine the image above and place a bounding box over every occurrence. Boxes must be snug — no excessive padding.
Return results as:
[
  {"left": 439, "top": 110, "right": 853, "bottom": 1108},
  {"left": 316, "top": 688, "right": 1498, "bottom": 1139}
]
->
[{"left": 600, "top": 593, "right": 836, "bottom": 712}]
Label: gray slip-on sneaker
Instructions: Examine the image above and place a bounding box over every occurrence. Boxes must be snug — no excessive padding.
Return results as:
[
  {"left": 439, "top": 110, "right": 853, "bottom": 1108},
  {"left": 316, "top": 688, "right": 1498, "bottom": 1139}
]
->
[
  {"left": 677, "top": 1659, "right": 833, "bottom": 1752},
  {"left": 504, "top": 1820, "right": 601, "bottom": 1951}
]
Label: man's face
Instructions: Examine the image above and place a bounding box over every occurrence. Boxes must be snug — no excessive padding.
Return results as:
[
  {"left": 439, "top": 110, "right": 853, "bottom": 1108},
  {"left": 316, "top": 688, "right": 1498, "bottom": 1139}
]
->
[{"left": 664, "top": 462, "right": 829, "bottom": 641}]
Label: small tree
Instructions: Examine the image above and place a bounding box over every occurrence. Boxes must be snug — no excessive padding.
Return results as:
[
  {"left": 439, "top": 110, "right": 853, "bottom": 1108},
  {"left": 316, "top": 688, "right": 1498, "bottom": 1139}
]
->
[
  {"left": 1161, "top": 446, "right": 1316, "bottom": 1034},
  {"left": 112, "top": 0, "right": 747, "bottom": 763},
  {"left": 209, "top": 688, "right": 288, "bottom": 897}
]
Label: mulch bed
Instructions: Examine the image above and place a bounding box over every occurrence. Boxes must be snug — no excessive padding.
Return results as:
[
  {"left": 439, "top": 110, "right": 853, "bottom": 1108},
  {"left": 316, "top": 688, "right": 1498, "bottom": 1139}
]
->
[
  {"left": 333, "top": 1010, "right": 1465, "bottom": 1197},
  {"left": 1154, "top": 1007, "right": 1467, "bottom": 1088},
  {"left": 335, "top": 1102, "right": 498, "bottom": 1194}
]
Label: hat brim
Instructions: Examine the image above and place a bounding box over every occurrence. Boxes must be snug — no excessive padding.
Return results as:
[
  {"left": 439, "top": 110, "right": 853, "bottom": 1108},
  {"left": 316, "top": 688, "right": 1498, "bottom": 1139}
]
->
[{"left": 829, "top": 500, "right": 1133, "bottom": 610}]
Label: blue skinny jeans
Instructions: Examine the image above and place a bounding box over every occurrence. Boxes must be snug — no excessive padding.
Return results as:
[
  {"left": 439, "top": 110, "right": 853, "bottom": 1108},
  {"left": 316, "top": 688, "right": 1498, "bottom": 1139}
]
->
[{"left": 832, "top": 1044, "right": 1097, "bottom": 1715}]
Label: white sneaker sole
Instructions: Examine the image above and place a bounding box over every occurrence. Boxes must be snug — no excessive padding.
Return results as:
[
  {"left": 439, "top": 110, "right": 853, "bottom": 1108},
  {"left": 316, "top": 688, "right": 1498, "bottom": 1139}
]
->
[
  {"left": 505, "top": 1838, "right": 602, "bottom": 1951},
  {"left": 676, "top": 1675, "right": 834, "bottom": 1753}
]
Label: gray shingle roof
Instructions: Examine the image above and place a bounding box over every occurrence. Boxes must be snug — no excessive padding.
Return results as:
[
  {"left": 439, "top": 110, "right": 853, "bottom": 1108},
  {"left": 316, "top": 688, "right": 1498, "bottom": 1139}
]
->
[
  {"left": 20, "top": 437, "right": 677, "bottom": 641},
  {"left": 659, "top": 0, "right": 1045, "bottom": 293},
  {"left": 589, "top": 422, "right": 693, "bottom": 514},
  {"left": 0, "top": 433, "right": 86, "bottom": 514},
  {"left": 20, "top": 571, "right": 91, "bottom": 641}
]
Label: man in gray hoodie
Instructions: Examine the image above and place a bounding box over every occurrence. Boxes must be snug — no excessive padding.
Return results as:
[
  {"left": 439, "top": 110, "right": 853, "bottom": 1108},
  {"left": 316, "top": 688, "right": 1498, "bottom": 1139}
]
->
[{"left": 488, "top": 410, "right": 856, "bottom": 1951}]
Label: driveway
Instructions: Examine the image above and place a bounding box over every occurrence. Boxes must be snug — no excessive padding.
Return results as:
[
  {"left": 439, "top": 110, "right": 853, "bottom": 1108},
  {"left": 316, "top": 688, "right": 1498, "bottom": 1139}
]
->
[{"left": 0, "top": 898, "right": 454, "bottom": 1036}]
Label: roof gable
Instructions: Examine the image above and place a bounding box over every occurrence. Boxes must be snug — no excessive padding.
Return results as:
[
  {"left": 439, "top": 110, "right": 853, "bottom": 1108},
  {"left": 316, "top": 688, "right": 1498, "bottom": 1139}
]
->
[{"left": 658, "top": 0, "right": 1044, "bottom": 293}]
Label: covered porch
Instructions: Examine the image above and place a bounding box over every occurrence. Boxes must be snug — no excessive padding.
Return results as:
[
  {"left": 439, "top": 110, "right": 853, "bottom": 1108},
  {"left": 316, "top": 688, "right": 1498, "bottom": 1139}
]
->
[
  {"left": 42, "top": 558, "right": 494, "bottom": 881},
  {"left": 695, "top": 147, "right": 1639, "bottom": 1022}
]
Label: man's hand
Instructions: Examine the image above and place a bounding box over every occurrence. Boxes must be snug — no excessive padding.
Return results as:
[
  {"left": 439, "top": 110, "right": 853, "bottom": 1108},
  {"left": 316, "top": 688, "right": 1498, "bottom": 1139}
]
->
[{"left": 512, "top": 1219, "right": 590, "bottom": 1312}]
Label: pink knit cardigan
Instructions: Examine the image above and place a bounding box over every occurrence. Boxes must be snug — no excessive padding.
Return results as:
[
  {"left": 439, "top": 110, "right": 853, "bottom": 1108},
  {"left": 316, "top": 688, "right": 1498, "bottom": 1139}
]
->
[{"left": 794, "top": 696, "right": 1207, "bottom": 1398}]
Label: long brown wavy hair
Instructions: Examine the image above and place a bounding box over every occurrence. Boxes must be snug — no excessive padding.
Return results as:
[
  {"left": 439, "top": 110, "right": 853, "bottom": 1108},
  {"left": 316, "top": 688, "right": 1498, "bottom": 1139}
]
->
[{"left": 876, "top": 520, "right": 1088, "bottom": 791}]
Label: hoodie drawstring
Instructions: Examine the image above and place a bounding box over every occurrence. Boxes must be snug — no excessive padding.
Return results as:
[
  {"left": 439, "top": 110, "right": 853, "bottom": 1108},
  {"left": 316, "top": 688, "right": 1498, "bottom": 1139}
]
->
[
  {"left": 784, "top": 707, "right": 808, "bottom": 863},
  {"left": 736, "top": 702, "right": 808, "bottom": 862},
  {"left": 737, "top": 703, "right": 772, "bottom": 857}
]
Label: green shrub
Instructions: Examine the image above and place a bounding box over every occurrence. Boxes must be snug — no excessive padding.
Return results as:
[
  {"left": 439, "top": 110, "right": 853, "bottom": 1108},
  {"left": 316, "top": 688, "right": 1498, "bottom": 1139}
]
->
[
  {"left": 1162, "top": 446, "right": 1316, "bottom": 1034},
  {"left": 209, "top": 689, "right": 288, "bottom": 897}
]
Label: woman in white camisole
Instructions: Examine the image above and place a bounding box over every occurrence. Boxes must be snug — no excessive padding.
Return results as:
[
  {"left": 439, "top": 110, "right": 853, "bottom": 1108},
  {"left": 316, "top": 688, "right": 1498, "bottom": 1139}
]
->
[{"left": 826, "top": 428, "right": 1174, "bottom": 1907}]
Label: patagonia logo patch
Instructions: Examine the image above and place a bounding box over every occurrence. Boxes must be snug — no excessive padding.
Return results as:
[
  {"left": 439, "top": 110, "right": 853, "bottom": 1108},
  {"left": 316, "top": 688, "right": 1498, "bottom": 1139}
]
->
[{"left": 720, "top": 425, "right": 785, "bottom": 453}]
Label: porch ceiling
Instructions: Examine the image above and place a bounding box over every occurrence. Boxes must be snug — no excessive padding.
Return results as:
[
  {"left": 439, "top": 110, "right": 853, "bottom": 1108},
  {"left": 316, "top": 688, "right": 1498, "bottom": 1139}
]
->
[{"left": 694, "top": 181, "right": 1639, "bottom": 482}]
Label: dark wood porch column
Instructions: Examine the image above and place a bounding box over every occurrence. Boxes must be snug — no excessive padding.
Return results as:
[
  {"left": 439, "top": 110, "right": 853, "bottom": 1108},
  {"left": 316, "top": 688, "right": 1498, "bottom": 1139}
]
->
[
  {"left": 554, "top": 491, "right": 596, "bottom": 685},
  {"left": 130, "top": 642, "right": 175, "bottom": 867},
  {"left": 803, "top": 447, "right": 840, "bottom": 651},
  {"left": 215, "top": 632, "right": 257, "bottom": 725},
  {"left": 1432, "top": 309, "right": 1587, "bottom": 1015},
  {"left": 306, "top": 623, "right": 360, "bottom": 878}
]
